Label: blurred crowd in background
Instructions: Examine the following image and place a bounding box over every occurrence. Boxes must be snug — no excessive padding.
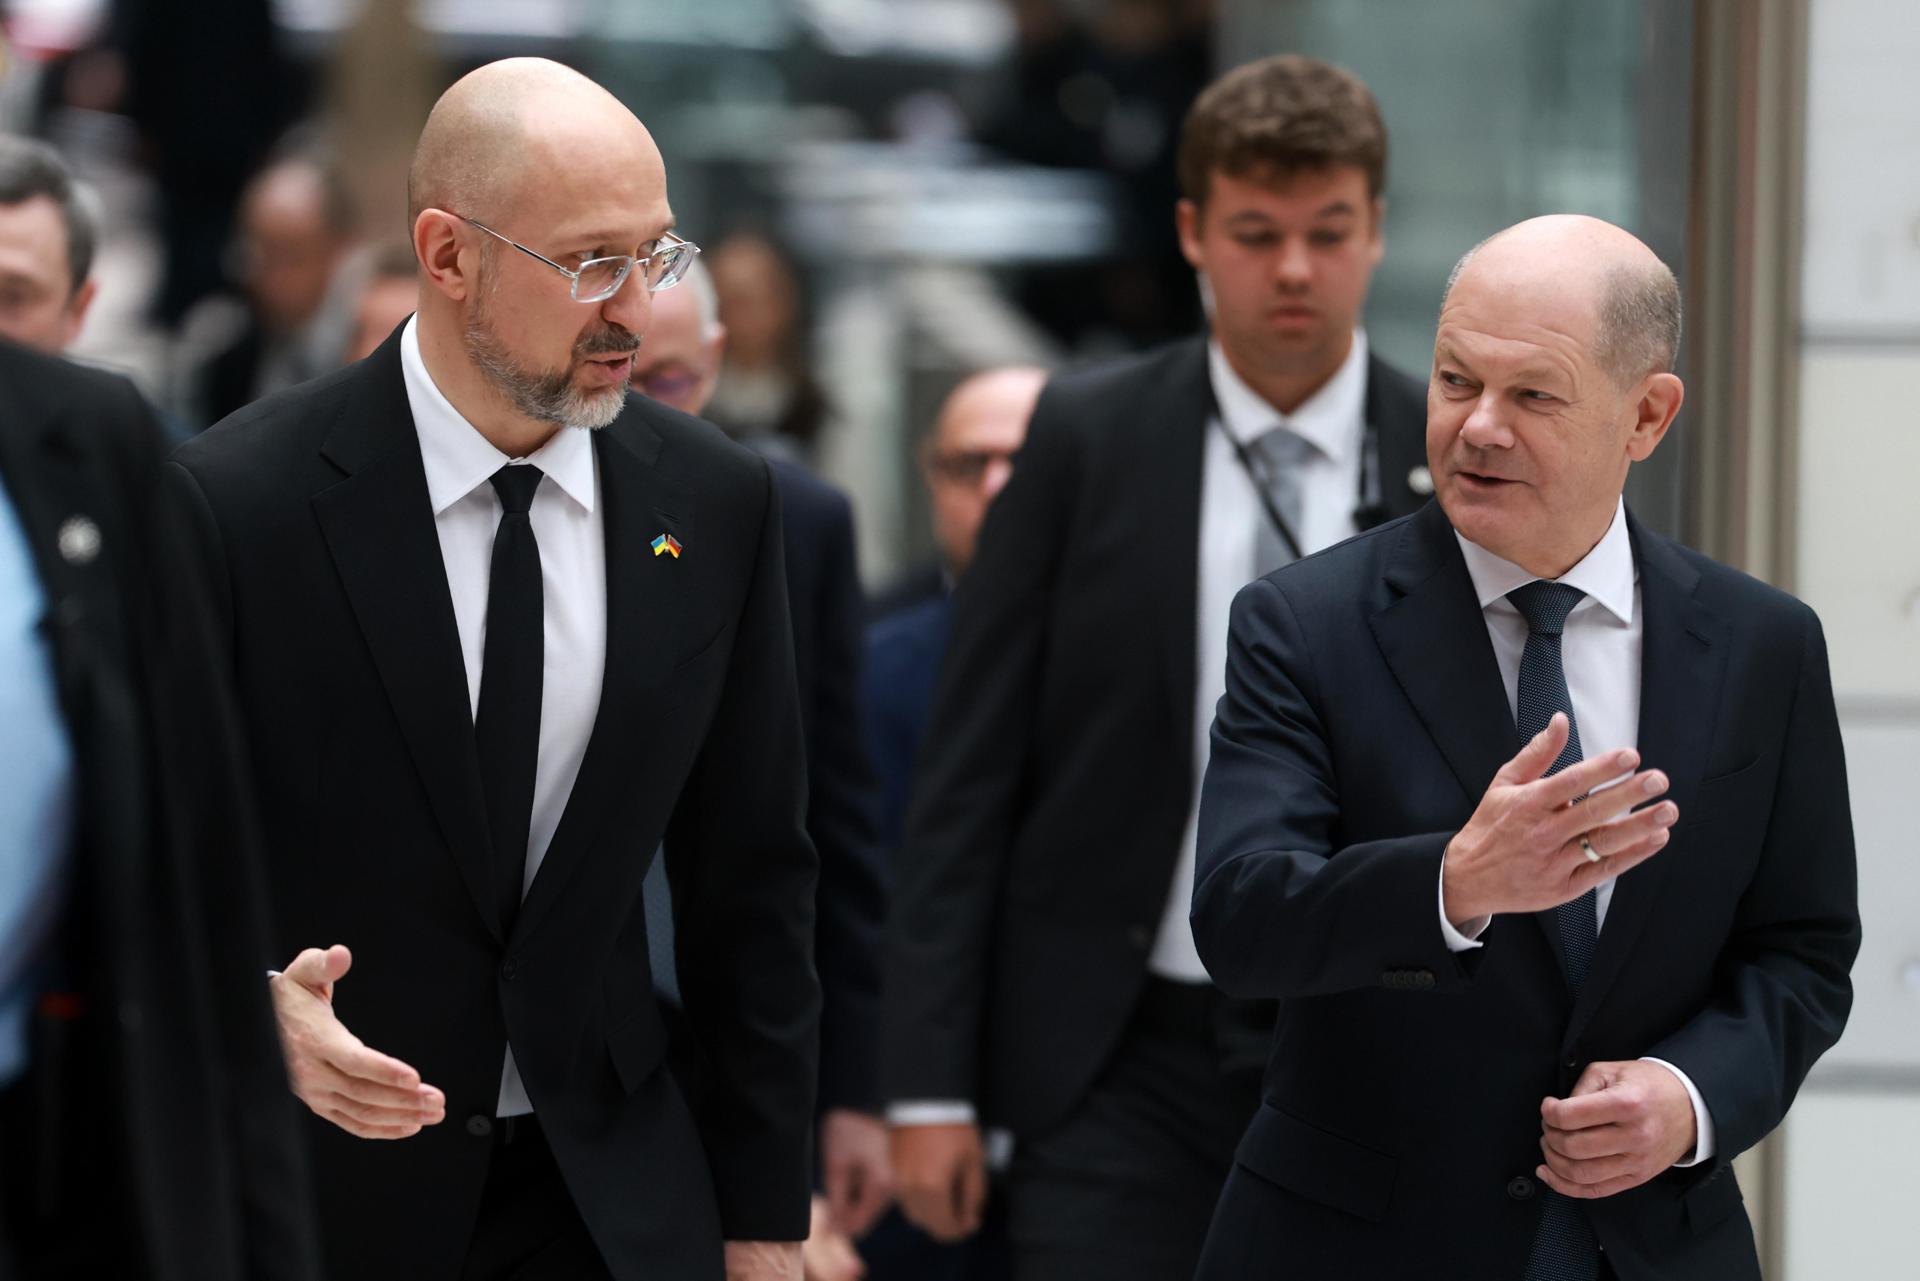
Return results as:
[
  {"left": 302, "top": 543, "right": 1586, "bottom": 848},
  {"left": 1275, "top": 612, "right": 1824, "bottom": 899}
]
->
[{"left": 0, "top": 0, "right": 1240, "bottom": 597}]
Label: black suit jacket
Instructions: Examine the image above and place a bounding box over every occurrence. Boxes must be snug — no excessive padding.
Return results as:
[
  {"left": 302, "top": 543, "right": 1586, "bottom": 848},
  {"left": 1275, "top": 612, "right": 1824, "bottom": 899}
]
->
[
  {"left": 766, "top": 458, "right": 887, "bottom": 1116},
  {"left": 168, "top": 332, "right": 821, "bottom": 1280},
  {"left": 0, "top": 342, "right": 316, "bottom": 1280},
  {"left": 882, "top": 335, "right": 1429, "bottom": 1135},
  {"left": 1191, "top": 501, "right": 1859, "bottom": 1280}
]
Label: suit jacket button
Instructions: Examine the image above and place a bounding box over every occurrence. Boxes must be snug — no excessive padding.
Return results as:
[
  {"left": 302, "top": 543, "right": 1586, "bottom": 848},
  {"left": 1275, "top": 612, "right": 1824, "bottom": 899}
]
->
[
  {"left": 500, "top": 958, "right": 520, "bottom": 982},
  {"left": 1416, "top": 971, "right": 1436, "bottom": 990},
  {"left": 1507, "top": 1176, "right": 1536, "bottom": 1201},
  {"left": 466, "top": 1115, "right": 493, "bottom": 1138}
]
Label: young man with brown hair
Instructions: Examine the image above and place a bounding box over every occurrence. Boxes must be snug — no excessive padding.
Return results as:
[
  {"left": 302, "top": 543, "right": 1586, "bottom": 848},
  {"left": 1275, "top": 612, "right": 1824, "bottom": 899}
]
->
[{"left": 883, "top": 54, "right": 1432, "bottom": 1279}]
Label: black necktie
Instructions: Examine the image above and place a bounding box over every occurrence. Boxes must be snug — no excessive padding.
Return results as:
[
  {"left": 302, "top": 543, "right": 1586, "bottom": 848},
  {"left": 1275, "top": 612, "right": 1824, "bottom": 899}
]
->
[
  {"left": 475, "top": 464, "right": 545, "bottom": 936},
  {"left": 1508, "top": 580, "right": 1600, "bottom": 1281}
]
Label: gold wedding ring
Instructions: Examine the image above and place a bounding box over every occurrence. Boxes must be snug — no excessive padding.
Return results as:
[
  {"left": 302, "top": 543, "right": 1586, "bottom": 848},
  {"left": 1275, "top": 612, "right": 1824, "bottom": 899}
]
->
[{"left": 1578, "top": 834, "right": 1601, "bottom": 864}]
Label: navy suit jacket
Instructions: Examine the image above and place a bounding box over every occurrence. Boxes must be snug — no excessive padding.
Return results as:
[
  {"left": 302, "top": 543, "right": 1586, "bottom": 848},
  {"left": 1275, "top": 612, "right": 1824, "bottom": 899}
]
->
[
  {"left": 862, "top": 593, "right": 953, "bottom": 855},
  {"left": 768, "top": 458, "right": 888, "bottom": 1115},
  {"left": 1191, "top": 500, "right": 1859, "bottom": 1281}
]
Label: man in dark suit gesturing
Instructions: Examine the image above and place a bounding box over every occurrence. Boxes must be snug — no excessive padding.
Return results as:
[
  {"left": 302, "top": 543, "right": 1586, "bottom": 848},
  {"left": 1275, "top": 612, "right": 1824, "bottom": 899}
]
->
[
  {"left": 884, "top": 55, "right": 1430, "bottom": 1280},
  {"left": 1192, "top": 215, "right": 1859, "bottom": 1281},
  {"left": 170, "top": 60, "right": 818, "bottom": 1281}
]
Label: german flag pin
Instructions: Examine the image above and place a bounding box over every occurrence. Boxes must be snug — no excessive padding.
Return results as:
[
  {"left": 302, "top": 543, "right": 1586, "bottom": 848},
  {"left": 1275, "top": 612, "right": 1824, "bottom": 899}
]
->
[{"left": 651, "top": 533, "right": 683, "bottom": 559}]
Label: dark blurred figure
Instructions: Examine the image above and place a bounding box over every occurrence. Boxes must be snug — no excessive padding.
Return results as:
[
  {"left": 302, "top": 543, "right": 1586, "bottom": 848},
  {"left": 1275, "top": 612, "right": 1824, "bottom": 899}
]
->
[
  {"left": 0, "top": 341, "right": 317, "bottom": 1279},
  {"left": 883, "top": 56, "right": 1432, "bottom": 1281},
  {"left": 864, "top": 369, "right": 1045, "bottom": 851},
  {"left": 979, "top": 0, "right": 1213, "bottom": 351},
  {"left": 344, "top": 239, "right": 423, "bottom": 364},
  {"left": 0, "top": 136, "right": 97, "bottom": 353},
  {"left": 181, "top": 147, "right": 360, "bottom": 427},
  {"left": 704, "top": 230, "right": 831, "bottom": 457},
  {"left": 633, "top": 261, "right": 890, "bottom": 1281},
  {"left": 857, "top": 369, "right": 1043, "bottom": 1281},
  {"left": 105, "top": 0, "right": 302, "bottom": 326}
]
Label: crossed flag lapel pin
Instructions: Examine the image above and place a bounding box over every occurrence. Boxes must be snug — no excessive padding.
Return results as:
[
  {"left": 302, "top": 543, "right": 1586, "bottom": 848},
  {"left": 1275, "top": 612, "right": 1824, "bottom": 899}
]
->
[{"left": 651, "top": 533, "right": 683, "bottom": 559}]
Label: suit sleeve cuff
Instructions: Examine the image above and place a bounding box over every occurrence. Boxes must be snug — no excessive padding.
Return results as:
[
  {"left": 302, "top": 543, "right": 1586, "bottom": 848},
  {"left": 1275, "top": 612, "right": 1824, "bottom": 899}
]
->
[
  {"left": 1437, "top": 857, "right": 1489, "bottom": 952},
  {"left": 886, "top": 1100, "right": 976, "bottom": 1126},
  {"left": 1640, "top": 1057, "right": 1716, "bottom": 1167}
]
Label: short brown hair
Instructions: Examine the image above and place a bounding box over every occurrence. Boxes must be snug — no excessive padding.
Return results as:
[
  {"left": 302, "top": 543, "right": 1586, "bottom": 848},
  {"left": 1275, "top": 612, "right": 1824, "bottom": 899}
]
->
[{"left": 1177, "top": 54, "right": 1387, "bottom": 208}]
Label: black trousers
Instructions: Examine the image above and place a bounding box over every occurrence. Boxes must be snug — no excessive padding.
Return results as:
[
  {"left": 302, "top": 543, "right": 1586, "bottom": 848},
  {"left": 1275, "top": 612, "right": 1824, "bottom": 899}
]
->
[
  {"left": 460, "top": 1115, "right": 613, "bottom": 1281},
  {"left": 1006, "top": 977, "right": 1268, "bottom": 1281}
]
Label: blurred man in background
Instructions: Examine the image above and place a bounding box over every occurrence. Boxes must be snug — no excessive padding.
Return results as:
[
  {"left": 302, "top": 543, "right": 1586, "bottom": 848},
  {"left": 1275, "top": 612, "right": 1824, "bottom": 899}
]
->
[
  {"left": 0, "top": 135, "right": 98, "bottom": 354},
  {"left": 343, "top": 239, "right": 423, "bottom": 364},
  {"left": 864, "top": 368, "right": 1046, "bottom": 857},
  {"left": 180, "top": 147, "right": 361, "bottom": 426},
  {"left": 881, "top": 54, "right": 1433, "bottom": 1280},
  {"left": 634, "top": 260, "right": 891, "bottom": 1281},
  {"left": 0, "top": 340, "right": 317, "bottom": 1279}
]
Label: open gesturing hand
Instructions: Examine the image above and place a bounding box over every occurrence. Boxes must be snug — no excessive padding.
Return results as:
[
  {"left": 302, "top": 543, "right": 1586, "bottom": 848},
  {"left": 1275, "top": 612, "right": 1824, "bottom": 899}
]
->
[
  {"left": 1443, "top": 713, "right": 1679, "bottom": 928},
  {"left": 270, "top": 944, "right": 445, "bottom": 1139}
]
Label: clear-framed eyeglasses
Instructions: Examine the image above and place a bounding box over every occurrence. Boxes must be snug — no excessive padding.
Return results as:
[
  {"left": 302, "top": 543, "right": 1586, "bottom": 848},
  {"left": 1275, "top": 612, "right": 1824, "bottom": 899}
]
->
[{"left": 456, "top": 215, "right": 700, "bottom": 303}]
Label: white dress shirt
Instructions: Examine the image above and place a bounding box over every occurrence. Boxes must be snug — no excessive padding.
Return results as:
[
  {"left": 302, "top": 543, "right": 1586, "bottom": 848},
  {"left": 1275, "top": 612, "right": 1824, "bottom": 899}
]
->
[
  {"left": 400, "top": 317, "right": 607, "bottom": 1117},
  {"left": 888, "top": 335, "right": 1371, "bottom": 1129},
  {"left": 1151, "top": 333, "right": 1370, "bottom": 980},
  {"left": 1440, "top": 500, "right": 1714, "bottom": 1165}
]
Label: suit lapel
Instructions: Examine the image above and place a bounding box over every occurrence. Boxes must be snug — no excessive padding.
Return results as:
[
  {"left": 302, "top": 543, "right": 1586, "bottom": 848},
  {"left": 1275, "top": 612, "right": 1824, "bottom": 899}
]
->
[
  {"left": 1142, "top": 338, "right": 1212, "bottom": 767},
  {"left": 1369, "top": 503, "right": 1519, "bottom": 808},
  {"left": 0, "top": 374, "right": 125, "bottom": 742},
  {"left": 310, "top": 339, "right": 501, "bottom": 941},
  {"left": 1567, "top": 517, "right": 1726, "bottom": 1040},
  {"left": 1364, "top": 355, "right": 1433, "bottom": 524},
  {"left": 512, "top": 414, "right": 676, "bottom": 941}
]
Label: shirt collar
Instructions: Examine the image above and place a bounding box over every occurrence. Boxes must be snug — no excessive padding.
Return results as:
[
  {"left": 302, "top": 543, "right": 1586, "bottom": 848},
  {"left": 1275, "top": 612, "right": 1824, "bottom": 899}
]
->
[
  {"left": 1207, "top": 329, "right": 1369, "bottom": 464},
  {"left": 1454, "top": 498, "right": 1636, "bottom": 625},
  {"left": 399, "top": 315, "right": 598, "bottom": 517}
]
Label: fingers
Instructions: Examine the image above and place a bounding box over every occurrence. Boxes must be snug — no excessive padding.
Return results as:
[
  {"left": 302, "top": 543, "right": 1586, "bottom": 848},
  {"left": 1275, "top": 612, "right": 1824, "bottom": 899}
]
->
[
  {"left": 1543, "top": 1121, "right": 1631, "bottom": 1162},
  {"left": 1496, "top": 714, "right": 1571, "bottom": 785},
  {"left": 327, "top": 1040, "right": 426, "bottom": 1093},
  {"left": 1535, "top": 1160, "right": 1644, "bottom": 1201},
  {"left": 1547, "top": 771, "right": 1670, "bottom": 847},
  {"left": 316, "top": 1104, "right": 427, "bottom": 1141},
  {"left": 281, "top": 943, "right": 353, "bottom": 998},
  {"left": 1581, "top": 803, "right": 1680, "bottom": 860},
  {"left": 1540, "top": 1135, "right": 1639, "bottom": 1185},
  {"left": 1541, "top": 1084, "right": 1634, "bottom": 1132},
  {"left": 822, "top": 1152, "right": 857, "bottom": 1237},
  {"left": 1536, "top": 750, "right": 1644, "bottom": 812},
  {"left": 956, "top": 1146, "right": 988, "bottom": 1239}
]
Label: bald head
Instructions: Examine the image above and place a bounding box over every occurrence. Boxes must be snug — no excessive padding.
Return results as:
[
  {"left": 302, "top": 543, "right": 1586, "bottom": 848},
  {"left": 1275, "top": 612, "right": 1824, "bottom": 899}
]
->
[
  {"left": 408, "top": 58, "right": 655, "bottom": 227},
  {"left": 1443, "top": 215, "right": 1680, "bottom": 386}
]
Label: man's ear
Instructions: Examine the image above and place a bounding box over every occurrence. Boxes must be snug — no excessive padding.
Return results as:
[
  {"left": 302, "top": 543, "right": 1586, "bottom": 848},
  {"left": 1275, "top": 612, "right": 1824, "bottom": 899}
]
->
[
  {"left": 1625, "top": 371, "right": 1684, "bottom": 462},
  {"left": 1175, "top": 198, "right": 1204, "bottom": 272},
  {"left": 62, "top": 278, "right": 98, "bottom": 347},
  {"left": 414, "top": 210, "right": 474, "bottom": 303}
]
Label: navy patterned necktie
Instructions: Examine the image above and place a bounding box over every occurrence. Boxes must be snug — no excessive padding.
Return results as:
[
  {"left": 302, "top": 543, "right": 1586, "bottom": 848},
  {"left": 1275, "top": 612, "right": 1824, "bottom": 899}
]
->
[
  {"left": 1508, "top": 580, "right": 1600, "bottom": 1281},
  {"left": 475, "top": 464, "right": 545, "bottom": 937}
]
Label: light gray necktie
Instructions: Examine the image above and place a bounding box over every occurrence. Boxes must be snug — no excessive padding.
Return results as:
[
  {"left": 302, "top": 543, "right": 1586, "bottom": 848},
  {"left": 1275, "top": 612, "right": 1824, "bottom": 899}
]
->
[{"left": 1249, "top": 427, "right": 1318, "bottom": 577}]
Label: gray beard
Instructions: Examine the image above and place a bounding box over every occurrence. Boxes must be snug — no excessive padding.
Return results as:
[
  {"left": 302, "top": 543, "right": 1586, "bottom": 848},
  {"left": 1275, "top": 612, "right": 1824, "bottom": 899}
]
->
[{"left": 463, "top": 294, "right": 631, "bottom": 432}]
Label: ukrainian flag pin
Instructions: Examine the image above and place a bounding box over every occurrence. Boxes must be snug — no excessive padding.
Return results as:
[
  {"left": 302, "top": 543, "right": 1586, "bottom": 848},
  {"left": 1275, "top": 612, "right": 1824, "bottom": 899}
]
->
[{"left": 651, "top": 533, "right": 683, "bottom": 559}]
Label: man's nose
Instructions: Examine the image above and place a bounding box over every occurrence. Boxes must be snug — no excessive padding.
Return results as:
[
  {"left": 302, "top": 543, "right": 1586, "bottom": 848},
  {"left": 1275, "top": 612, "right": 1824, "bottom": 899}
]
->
[
  {"left": 1274, "top": 237, "right": 1313, "bottom": 289},
  {"left": 1459, "top": 394, "right": 1513, "bottom": 449},
  {"left": 601, "top": 273, "right": 653, "bottom": 335}
]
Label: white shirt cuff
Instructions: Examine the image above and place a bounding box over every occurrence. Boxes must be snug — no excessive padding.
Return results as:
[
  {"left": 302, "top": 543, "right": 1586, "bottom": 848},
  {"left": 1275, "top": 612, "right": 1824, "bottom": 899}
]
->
[
  {"left": 1438, "top": 857, "right": 1490, "bottom": 952},
  {"left": 886, "top": 1100, "right": 976, "bottom": 1127},
  {"left": 1640, "top": 1057, "right": 1716, "bottom": 1167}
]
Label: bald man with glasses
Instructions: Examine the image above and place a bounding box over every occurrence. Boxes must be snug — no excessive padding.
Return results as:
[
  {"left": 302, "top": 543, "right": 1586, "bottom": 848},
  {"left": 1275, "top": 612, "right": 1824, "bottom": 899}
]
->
[{"left": 169, "top": 59, "right": 818, "bottom": 1281}]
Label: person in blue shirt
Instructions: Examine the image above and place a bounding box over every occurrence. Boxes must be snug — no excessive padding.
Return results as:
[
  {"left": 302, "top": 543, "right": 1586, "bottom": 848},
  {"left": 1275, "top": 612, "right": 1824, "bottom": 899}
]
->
[{"left": 0, "top": 337, "right": 316, "bottom": 1279}]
